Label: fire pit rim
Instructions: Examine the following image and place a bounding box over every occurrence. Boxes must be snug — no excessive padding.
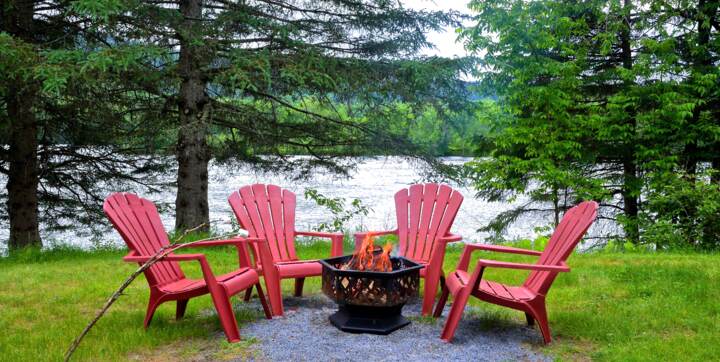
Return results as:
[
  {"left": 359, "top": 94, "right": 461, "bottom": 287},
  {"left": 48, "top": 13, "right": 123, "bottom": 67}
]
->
[{"left": 318, "top": 254, "right": 424, "bottom": 277}]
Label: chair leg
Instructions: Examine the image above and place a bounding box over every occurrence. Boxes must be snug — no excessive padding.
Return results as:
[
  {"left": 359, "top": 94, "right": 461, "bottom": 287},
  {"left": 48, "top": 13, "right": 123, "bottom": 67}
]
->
[
  {"left": 176, "top": 299, "right": 189, "bottom": 320},
  {"left": 525, "top": 312, "right": 535, "bottom": 326},
  {"left": 421, "top": 273, "right": 440, "bottom": 316},
  {"left": 294, "top": 278, "right": 305, "bottom": 297},
  {"left": 264, "top": 275, "right": 284, "bottom": 316},
  {"left": 208, "top": 286, "right": 241, "bottom": 343},
  {"left": 144, "top": 294, "right": 162, "bottom": 329},
  {"left": 440, "top": 288, "right": 471, "bottom": 342},
  {"left": 243, "top": 285, "right": 253, "bottom": 302},
  {"left": 528, "top": 302, "right": 551, "bottom": 344},
  {"left": 254, "top": 283, "right": 272, "bottom": 319},
  {"left": 433, "top": 283, "right": 450, "bottom": 318}
]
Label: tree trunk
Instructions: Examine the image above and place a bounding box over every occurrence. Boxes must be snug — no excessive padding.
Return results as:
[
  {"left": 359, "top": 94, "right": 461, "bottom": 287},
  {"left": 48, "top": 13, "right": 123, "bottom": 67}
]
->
[
  {"left": 174, "top": 0, "right": 210, "bottom": 231},
  {"left": 622, "top": 160, "right": 640, "bottom": 243},
  {"left": 552, "top": 187, "right": 560, "bottom": 227},
  {"left": 619, "top": 0, "right": 640, "bottom": 243},
  {"left": 3, "top": 0, "right": 42, "bottom": 251}
]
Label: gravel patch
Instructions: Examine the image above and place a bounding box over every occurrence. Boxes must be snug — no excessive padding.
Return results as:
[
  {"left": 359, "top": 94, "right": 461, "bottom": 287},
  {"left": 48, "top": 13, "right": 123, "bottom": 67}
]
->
[{"left": 231, "top": 295, "right": 551, "bottom": 362}]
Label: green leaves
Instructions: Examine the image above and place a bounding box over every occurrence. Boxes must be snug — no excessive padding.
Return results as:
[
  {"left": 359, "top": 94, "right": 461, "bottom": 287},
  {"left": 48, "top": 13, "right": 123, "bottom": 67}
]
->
[
  {"left": 304, "top": 188, "right": 371, "bottom": 233},
  {"left": 463, "top": 0, "right": 720, "bottom": 248},
  {"left": 70, "top": 0, "right": 126, "bottom": 20}
]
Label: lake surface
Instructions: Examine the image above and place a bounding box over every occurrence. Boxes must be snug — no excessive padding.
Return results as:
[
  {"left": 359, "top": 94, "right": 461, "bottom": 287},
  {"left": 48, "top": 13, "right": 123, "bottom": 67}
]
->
[{"left": 0, "top": 156, "right": 607, "bottom": 253}]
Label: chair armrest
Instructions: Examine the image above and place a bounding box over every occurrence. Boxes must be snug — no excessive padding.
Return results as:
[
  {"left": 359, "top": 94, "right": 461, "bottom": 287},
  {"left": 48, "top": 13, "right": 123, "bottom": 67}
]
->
[
  {"left": 296, "top": 230, "right": 342, "bottom": 238},
  {"left": 123, "top": 252, "right": 220, "bottom": 284},
  {"left": 439, "top": 233, "right": 462, "bottom": 243},
  {"left": 457, "top": 243, "right": 541, "bottom": 271},
  {"left": 467, "top": 244, "right": 543, "bottom": 256},
  {"left": 296, "top": 231, "right": 344, "bottom": 257},
  {"left": 354, "top": 229, "right": 398, "bottom": 238},
  {"left": 422, "top": 234, "right": 462, "bottom": 281},
  {"left": 183, "top": 237, "right": 266, "bottom": 248},
  {"left": 123, "top": 253, "right": 207, "bottom": 263},
  {"left": 477, "top": 259, "right": 570, "bottom": 272},
  {"left": 179, "top": 237, "right": 267, "bottom": 268}
]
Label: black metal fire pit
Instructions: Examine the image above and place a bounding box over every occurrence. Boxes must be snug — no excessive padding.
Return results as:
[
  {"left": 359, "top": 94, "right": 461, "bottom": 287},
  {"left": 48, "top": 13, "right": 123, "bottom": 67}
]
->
[{"left": 319, "top": 252, "right": 422, "bottom": 335}]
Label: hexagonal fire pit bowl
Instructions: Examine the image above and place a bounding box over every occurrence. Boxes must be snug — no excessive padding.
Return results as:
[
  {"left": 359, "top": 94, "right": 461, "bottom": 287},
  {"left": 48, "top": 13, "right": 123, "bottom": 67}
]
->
[{"left": 319, "top": 252, "right": 422, "bottom": 335}]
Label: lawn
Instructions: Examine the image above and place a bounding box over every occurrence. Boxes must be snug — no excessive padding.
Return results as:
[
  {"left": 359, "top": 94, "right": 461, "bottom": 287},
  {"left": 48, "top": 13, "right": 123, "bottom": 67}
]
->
[{"left": 1, "top": 239, "right": 718, "bottom": 361}]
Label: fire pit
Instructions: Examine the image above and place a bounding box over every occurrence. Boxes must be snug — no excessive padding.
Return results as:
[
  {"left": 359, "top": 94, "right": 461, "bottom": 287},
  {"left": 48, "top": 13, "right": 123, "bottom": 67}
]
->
[{"left": 319, "top": 236, "right": 422, "bottom": 335}]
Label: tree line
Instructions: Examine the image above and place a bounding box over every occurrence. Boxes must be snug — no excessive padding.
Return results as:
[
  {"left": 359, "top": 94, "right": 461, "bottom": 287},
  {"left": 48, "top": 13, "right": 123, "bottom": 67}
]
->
[
  {"left": 464, "top": 0, "right": 720, "bottom": 249},
  {"left": 5, "top": 0, "right": 717, "bottom": 253},
  {"left": 1, "top": 0, "right": 475, "bottom": 253}
]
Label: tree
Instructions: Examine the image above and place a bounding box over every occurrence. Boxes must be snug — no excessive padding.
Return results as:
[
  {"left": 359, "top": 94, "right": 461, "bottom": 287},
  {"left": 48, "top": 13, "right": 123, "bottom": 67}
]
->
[
  {"left": 1, "top": 1, "right": 167, "bottom": 252},
  {"left": 2, "top": 0, "right": 42, "bottom": 249},
  {"left": 463, "top": 0, "right": 719, "bottom": 247},
  {"left": 90, "top": 0, "right": 473, "bottom": 231}
]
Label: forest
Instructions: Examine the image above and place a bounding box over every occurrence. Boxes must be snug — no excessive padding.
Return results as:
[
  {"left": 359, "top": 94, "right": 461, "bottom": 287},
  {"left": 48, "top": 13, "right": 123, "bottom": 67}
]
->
[
  {"left": 0, "top": 0, "right": 486, "bottom": 252},
  {"left": 2, "top": 0, "right": 719, "bottom": 253}
]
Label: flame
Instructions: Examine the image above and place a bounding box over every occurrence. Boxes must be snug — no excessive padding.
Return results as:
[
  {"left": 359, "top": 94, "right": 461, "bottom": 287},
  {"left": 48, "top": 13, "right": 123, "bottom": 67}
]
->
[
  {"left": 343, "top": 233, "right": 394, "bottom": 272},
  {"left": 378, "top": 242, "right": 393, "bottom": 272}
]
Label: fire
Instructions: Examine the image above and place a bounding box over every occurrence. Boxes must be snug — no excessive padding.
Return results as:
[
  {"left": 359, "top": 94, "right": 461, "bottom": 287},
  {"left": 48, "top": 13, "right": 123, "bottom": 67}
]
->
[
  {"left": 378, "top": 242, "right": 392, "bottom": 272},
  {"left": 342, "top": 233, "right": 394, "bottom": 272}
]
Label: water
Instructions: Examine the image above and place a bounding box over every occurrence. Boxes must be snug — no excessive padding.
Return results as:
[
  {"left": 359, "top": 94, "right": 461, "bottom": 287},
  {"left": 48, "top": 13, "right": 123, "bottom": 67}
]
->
[{"left": 1, "top": 156, "right": 606, "bottom": 253}]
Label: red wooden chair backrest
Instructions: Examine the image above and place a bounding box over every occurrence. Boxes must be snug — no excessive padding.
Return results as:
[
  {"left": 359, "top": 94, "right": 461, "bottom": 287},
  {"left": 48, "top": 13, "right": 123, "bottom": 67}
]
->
[
  {"left": 394, "top": 184, "right": 464, "bottom": 263},
  {"left": 524, "top": 201, "right": 598, "bottom": 295},
  {"left": 103, "top": 193, "right": 185, "bottom": 287},
  {"left": 228, "top": 184, "right": 298, "bottom": 263}
]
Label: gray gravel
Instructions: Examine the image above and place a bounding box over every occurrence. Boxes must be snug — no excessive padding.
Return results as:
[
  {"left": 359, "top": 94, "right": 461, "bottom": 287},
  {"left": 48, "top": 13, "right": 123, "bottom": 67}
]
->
[{"left": 231, "top": 295, "right": 551, "bottom": 362}]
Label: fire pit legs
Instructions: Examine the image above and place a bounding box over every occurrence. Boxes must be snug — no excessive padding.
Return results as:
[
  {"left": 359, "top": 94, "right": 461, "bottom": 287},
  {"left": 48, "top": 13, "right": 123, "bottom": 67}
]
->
[{"left": 329, "top": 304, "right": 410, "bottom": 335}]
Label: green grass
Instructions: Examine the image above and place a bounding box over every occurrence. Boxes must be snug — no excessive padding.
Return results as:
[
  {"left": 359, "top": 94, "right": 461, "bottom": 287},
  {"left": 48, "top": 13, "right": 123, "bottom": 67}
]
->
[{"left": 1, "top": 240, "right": 718, "bottom": 361}]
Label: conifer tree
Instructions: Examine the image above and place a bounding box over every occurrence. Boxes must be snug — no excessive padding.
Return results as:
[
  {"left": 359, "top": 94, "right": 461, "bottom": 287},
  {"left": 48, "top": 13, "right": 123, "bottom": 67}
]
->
[{"left": 88, "top": 0, "right": 473, "bottom": 230}]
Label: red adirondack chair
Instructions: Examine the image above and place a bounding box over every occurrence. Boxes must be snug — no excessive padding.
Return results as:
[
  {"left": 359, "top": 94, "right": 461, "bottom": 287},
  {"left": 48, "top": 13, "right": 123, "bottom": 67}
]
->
[
  {"left": 354, "top": 183, "right": 464, "bottom": 316},
  {"left": 228, "top": 184, "right": 344, "bottom": 316},
  {"left": 436, "top": 201, "right": 598, "bottom": 344},
  {"left": 104, "top": 193, "right": 271, "bottom": 343}
]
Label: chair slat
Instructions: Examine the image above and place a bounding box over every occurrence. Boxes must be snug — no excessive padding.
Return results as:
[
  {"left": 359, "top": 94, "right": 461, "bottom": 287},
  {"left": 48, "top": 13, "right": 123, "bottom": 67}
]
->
[
  {"left": 251, "top": 184, "right": 283, "bottom": 261},
  {"left": 228, "top": 192, "right": 263, "bottom": 264},
  {"left": 423, "top": 184, "right": 452, "bottom": 260},
  {"left": 108, "top": 195, "right": 176, "bottom": 282},
  {"left": 525, "top": 201, "right": 597, "bottom": 294},
  {"left": 394, "top": 189, "right": 410, "bottom": 255},
  {"left": 267, "top": 185, "right": 290, "bottom": 260},
  {"left": 133, "top": 198, "right": 182, "bottom": 282},
  {"left": 231, "top": 184, "right": 297, "bottom": 263},
  {"left": 394, "top": 184, "right": 463, "bottom": 263},
  {"left": 282, "top": 190, "right": 298, "bottom": 260},
  {"left": 406, "top": 184, "right": 424, "bottom": 258},
  {"left": 414, "top": 184, "right": 438, "bottom": 260},
  {"left": 104, "top": 193, "right": 182, "bottom": 286}
]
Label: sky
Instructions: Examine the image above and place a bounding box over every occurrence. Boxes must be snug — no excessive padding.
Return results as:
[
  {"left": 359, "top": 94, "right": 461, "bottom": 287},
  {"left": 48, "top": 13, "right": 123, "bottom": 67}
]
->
[{"left": 402, "top": 0, "right": 474, "bottom": 58}]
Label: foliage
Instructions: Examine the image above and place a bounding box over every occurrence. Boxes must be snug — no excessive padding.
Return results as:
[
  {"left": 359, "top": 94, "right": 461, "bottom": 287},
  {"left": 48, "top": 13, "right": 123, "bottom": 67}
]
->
[
  {"left": 1, "top": 0, "right": 476, "bottom": 249},
  {"left": 210, "top": 98, "right": 485, "bottom": 159},
  {"left": 0, "top": 1, "right": 170, "bottom": 248},
  {"left": 463, "top": 0, "right": 720, "bottom": 248},
  {"left": 74, "top": 0, "right": 476, "bottom": 175},
  {"left": 303, "top": 188, "right": 370, "bottom": 233},
  {"left": 642, "top": 171, "right": 720, "bottom": 250}
]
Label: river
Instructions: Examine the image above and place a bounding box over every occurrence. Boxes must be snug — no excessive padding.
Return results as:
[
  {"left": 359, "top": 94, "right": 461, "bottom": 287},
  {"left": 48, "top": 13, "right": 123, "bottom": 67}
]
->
[{"left": 1, "top": 156, "right": 607, "bottom": 253}]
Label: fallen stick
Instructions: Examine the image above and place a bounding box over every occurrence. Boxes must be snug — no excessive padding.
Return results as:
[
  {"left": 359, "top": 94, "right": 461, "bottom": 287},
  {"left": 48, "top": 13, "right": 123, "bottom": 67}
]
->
[{"left": 63, "top": 224, "right": 249, "bottom": 361}]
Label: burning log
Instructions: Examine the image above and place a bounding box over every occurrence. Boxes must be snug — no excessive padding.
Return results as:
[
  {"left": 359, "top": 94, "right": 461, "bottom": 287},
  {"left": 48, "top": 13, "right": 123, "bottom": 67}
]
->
[{"left": 341, "top": 233, "right": 393, "bottom": 272}]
